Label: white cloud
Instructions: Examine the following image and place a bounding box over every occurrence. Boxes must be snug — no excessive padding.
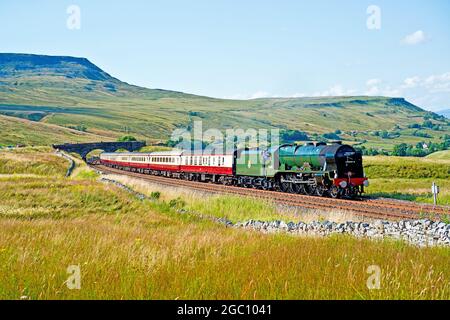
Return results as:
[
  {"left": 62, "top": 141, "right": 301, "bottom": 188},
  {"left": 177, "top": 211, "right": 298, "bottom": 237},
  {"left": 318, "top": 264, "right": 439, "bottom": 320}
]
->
[
  {"left": 249, "top": 91, "right": 270, "bottom": 99},
  {"left": 364, "top": 78, "right": 401, "bottom": 97},
  {"left": 366, "top": 78, "right": 381, "bottom": 87},
  {"left": 226, "top": 71, "right": 449, "bottom": 109},
  {"left": 365, "top": 86, "right": 380, "bottom": 96},
  {"left": 380, "top": 86, "right": 401, "bottom": 97},
  {"left": 424, "top": 72, "right": 450, "bottom": 92},
  {"left": 311, "top": 84, "right": 357, "bottom": 97},
  {"left": 401, "top": 30, "right": 427, "bottom": 45},
  {"left": 290, "top": 92, "right": 307, "bottom": 98},
  {"left": 224, "top": 91, "right": 271, "bottom": 100},
  {"left": 402, "top": 76, "right": 421, "bottom": 88}
]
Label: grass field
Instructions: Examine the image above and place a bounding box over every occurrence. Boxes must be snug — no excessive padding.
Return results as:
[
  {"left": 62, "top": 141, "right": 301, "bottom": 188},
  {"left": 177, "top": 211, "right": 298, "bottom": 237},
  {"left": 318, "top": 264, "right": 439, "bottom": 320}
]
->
[
  {"left": 426, "top": 150, "right": 450, "bottom": 160},
  {"left": 364, "top": 156, "right": 450, "bottom": 205},
  {"left": 0, "top": 148, "right": 449, "bottom": 300},
  {"left": 0, "top": 114, "right": 111, "bottom": 146}
]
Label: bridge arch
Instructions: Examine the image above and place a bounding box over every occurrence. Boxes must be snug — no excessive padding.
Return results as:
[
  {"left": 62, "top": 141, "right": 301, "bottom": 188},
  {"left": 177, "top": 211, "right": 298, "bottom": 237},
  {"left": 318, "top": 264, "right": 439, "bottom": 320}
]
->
[{"left": 53, "top": 141, "right": 146, "bottom": 161}]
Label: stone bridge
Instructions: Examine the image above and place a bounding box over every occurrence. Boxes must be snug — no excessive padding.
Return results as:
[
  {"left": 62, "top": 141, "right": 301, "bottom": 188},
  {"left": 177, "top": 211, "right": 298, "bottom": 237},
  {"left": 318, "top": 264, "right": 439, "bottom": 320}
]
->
[{"left": 52, "top": 141, "right": 146, "bottom": 161}]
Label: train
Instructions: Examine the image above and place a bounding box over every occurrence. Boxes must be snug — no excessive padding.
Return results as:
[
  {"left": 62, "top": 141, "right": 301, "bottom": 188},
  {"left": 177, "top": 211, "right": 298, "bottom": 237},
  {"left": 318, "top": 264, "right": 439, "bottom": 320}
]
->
[{"left": 99, "top": 142, "right": 369, "bottom": 198}]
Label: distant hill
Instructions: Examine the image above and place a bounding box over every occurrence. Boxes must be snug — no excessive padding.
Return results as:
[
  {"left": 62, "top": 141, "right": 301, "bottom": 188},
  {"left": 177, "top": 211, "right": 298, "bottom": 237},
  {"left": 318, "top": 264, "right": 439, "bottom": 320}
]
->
[
  {"left": 437, "top": 109, "right": 450, "bottom": 119},
  {"left": 0, "top": 53, "right": 448, "bottom": 150},
  {"left": 0, "top": 53, "right": 114, "bottom": 81}
]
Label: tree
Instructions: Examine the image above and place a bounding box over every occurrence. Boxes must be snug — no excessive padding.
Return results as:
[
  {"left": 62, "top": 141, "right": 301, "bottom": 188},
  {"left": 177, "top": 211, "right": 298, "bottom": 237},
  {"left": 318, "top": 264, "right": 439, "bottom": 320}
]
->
[
  {"left": 380, "top": 130, "right": 390, "bottom": 139},
  {"left": 422, "top": 120, "right": 433, "bottom": 129},
  {"left": 392, "top": 143, "right": 408, "bottom": 156},
  {"left": 117, "top": 135, "right": 137, "bottom": 142},
  {"left": 280, "top": 130, "right": 309, "bottom": 143},
  {"left": 322, "top": 132, "right": 341, "bottom": 140}
]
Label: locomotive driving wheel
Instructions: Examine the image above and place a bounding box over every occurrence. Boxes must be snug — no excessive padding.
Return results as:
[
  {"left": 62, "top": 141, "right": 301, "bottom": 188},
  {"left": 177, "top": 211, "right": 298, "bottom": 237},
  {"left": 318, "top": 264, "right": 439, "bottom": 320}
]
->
[
  {"left": 315, "top": 185, "right": 326, "bottom": 197},
  {"left": 292, "top": 183, "right": 305, "bottom": 194},
  {"left": 278, "top": 175, "right": 293, "bottom": 193},
  {"left": 280, "top": 181, "right": 293, "bottom": 193},
  {"left": 304, "top": 184, "right": 316, "bottom": 196},
  {"left": 329, "top": 185, "right": 340, "bottom": 199}
]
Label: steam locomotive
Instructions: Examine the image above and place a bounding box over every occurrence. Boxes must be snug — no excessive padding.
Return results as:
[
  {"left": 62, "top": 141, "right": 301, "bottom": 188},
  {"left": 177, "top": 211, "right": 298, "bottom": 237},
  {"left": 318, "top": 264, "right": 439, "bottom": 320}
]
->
[{"left": 100, "top": 142, "right": 369, "bottom": 198}]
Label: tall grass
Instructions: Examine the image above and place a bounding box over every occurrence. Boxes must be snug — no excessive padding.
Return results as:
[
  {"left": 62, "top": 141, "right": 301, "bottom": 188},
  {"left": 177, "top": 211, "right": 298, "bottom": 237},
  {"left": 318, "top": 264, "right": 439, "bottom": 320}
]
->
[
  {"left": 1, "top": 213, "right": 449, "bottom": 300},
  {"left": 0, "top": 148, "right": 67, "bottom": 176},
  {"left": 105, "top": 174, "right": 363, "bottom": 223},
  {"left": 0, "top": 149, "right": 449, "bottom": 300}
]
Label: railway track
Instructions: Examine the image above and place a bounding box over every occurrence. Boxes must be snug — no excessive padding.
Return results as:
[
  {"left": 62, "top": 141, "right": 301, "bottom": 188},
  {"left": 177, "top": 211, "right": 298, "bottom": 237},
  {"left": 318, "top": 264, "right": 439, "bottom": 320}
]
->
[{"left": 92, "top": 164, "right": 449, "bottom": 221}]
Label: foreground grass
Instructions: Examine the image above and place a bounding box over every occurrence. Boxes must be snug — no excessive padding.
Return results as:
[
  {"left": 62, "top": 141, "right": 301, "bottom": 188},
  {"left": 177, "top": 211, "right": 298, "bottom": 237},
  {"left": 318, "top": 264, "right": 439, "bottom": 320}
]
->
[
  {"left": 2, "top": 215, "right": 450, "bottom": 300},
  {"left": 0, "top": 149, "right": 449, "bottom": 299}
]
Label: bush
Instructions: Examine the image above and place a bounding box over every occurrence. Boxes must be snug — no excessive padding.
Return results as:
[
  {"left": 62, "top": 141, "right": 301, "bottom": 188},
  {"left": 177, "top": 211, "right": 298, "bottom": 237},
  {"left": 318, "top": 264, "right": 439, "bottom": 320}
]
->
[
  {"left": 280, "top": 130, "right": 309, "bottom": 143},
  {"left": 168, "top": 197, "right": 186, "bottom": 209},
  {"left": 412, "top": 131, "right": 432, "bottom": 138},
  {"left": 150, "top": 191, "right": 161, "bottom": 200},
  {"left": 117, "top": 136, "right": 137, "bottom": 142},
  {"left": 322, "top": 132, "right": 341, "bottom": 140}
]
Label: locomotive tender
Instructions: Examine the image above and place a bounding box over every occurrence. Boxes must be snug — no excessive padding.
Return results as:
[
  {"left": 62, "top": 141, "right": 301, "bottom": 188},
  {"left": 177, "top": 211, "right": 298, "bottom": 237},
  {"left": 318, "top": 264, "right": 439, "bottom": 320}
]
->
[{"left": 100, "top": 142, "right": 369, "bottom": 198}]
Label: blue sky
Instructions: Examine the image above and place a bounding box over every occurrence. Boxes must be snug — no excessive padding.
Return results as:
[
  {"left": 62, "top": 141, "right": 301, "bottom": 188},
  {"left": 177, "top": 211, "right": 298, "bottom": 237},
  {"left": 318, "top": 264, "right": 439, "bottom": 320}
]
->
[{"left": 1, "top": 0, "right": 449, "bottom": 111}]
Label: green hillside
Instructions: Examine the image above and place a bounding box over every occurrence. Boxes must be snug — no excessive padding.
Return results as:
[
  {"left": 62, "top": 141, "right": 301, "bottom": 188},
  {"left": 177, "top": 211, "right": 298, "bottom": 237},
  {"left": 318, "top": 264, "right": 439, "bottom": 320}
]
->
[
  {"left": 1, "top": 53, "right": 449, "bottom": 149},
  {"left": 426, "top": 150, "right": 450, "bottom": 160},
  {"left": 0, "top": 114, "right": 109, "bottom": 147}
]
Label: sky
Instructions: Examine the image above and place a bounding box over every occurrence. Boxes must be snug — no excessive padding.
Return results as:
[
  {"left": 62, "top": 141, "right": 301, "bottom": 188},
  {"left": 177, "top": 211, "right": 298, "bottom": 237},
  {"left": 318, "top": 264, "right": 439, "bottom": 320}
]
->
[{"left": 1, "top": 0, "right": 449, "bottom": 111}]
